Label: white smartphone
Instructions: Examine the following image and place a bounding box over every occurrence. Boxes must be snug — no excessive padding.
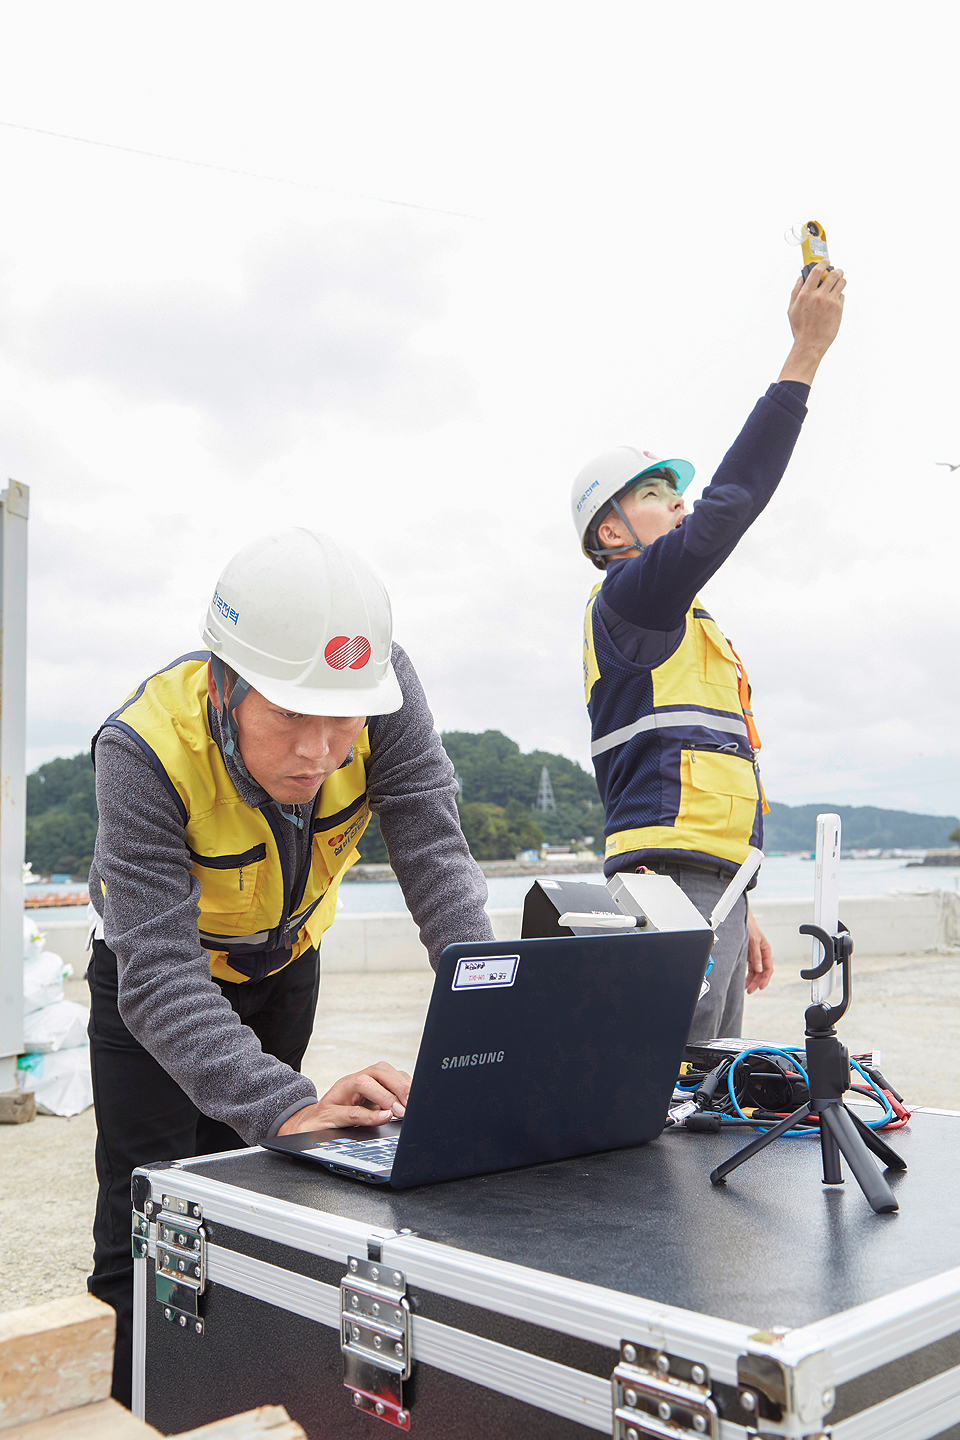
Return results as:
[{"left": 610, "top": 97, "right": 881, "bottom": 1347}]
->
[{"left": 811, "top": 813, "right": 841, "bottom": 1003}]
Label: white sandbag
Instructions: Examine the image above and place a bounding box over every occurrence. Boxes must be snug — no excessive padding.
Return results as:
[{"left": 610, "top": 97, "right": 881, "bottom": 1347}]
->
[
  {"left": 17, "top": 1045, "right": 93, "bottom": 1117},
  {"left": 23, "top": 915, "right": 45, "bottom": 962},
  {"left": 22, "top": 998, "right": 89, "bottom": 1053},
  {"left": 23, "top": 950, "right": 73, "bottom": 1014}
]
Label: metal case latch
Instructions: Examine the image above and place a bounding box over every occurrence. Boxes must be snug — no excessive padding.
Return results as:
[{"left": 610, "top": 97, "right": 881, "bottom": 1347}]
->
[
  {"left": 153, "top": 1194, "right": 206, "bottom": 1336},
  {"left": 131, "top": 1211, "right": 149, "bottom": 1260},
  {"left": 738, "top": 1343, "right": 836, "bottom": 1434},
  {"left": 341, "top": 1255, "right": 411, "bottom": 1429},
  {"left": 613, "top": 1341, "right": 718, "bottom": 1439}
]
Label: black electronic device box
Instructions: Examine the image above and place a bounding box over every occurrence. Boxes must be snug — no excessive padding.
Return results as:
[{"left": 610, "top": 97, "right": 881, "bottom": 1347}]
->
[{"left": 520, "top": 878, "right": 622, "bottom": 938}]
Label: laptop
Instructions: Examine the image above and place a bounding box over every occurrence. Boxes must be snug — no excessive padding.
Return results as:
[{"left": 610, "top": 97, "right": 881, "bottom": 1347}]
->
[{"left": 261, "top": 928, "right": 713, "bottom": 1189}]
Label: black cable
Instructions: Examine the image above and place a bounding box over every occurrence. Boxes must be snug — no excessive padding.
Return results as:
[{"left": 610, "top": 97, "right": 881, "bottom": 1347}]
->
[{"left": 0, "top": 119, "right": 479, "bottom": 221}]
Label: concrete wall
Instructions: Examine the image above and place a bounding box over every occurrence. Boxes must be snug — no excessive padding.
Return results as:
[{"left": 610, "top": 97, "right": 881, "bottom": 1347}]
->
[
  {"left": 33, "top": 911, "right": 523, "bottom": 976},
  {"left": 36, "top": 889, "right": 960, "bottom": 974},
  {"left": 751, "top": 891, "right": 960, "bottom": 962}
]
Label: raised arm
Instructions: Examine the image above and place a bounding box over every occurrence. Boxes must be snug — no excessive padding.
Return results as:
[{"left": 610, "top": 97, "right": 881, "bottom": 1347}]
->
[{"left": 600, "top": 263, "right": 846, "bottom": 639}]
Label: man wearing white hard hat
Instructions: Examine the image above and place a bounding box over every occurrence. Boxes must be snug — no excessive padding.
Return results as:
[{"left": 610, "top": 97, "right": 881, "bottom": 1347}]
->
[
  {"left": 572, "top": 264, "right": 846, "bottom": 1041},
  {"left": 86, "top": 529, "right": 494, "bottom": 1406}
]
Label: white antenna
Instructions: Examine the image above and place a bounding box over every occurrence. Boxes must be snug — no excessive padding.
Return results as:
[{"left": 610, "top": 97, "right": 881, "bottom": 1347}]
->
[
  {"left": 557, "top": 911, "right": 643, "bottom": 930},
  {"left": 709, "top": 847, "right": 764, "bottom": 931}
]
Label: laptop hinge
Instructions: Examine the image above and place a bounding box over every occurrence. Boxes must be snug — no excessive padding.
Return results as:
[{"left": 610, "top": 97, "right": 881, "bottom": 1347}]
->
[
  {"left": 612, "top": 1340, "right": 719, "bottom": 1438},
  {"left": 341, "top": 1255, "right": 411, "bottom": 1429}
]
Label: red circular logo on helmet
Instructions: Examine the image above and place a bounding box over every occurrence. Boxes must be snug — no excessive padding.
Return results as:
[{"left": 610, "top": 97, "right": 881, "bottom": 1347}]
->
[{"left": 324, "top": 636, "right": 372, "bottom": 670}]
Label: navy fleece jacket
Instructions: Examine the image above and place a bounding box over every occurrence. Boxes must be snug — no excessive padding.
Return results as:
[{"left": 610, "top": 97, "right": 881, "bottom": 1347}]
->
[{"left": 592, "top": 381, "right": 810, "bottom": 875}]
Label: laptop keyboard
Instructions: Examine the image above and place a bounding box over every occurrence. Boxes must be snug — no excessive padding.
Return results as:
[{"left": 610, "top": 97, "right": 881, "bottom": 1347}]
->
[{"left": 310, "top": 1135, "right": 398, "bottom": 1168}]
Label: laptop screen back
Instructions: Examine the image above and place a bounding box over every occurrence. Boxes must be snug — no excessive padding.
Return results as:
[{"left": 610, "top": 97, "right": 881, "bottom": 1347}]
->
[{"left": 390, "top": 929, "right": 711, "bottom": 1188}]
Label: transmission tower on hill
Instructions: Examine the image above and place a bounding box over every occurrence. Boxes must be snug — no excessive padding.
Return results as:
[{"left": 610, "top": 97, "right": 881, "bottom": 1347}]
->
[{"left": 534, "top": 765, "right": 556, "bottom": 813}]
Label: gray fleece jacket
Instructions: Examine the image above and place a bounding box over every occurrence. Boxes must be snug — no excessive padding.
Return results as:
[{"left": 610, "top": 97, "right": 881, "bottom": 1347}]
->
[{"left": 89, "top": 643, "right": 493, "bottom": 1144}]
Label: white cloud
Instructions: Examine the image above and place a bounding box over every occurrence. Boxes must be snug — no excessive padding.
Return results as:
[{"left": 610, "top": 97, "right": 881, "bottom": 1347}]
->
[{"left": 1, "top": 221, "right": 473, "bottom": 462}]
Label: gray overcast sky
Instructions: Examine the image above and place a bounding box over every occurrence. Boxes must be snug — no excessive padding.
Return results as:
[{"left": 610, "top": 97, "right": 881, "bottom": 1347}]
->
[{"left": 2, "top": 2, "right": 958, "bottom": 817}]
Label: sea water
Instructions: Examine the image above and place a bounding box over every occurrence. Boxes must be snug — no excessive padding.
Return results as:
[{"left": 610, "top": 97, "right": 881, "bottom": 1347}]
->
[
  {"left": 334, "top": 854, "right": 960, "bottom": 915},
  {"left": 25, "top": 854, "right": 960, "bottom": 923}
]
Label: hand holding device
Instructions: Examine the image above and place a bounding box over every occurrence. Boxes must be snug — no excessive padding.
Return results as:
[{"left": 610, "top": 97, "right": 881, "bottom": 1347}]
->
[{"left": 778, "top": 233, "right": 846, "bottom": 386}]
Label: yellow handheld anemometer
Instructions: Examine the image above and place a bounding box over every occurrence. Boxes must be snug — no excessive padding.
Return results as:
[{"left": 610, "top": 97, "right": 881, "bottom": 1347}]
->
[{"left": 786, "top": 220, "right": 834, "bottom": 284}]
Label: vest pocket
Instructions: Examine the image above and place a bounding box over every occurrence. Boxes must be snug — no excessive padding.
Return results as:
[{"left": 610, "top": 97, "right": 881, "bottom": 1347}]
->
[
  {"left": 189, "top": 842, "right": 268, "bottom": 928},
  {"left": 696, "top": 617, "right": 740, "bottom": 692},
  {"left": 676, "top": 748, "right": 759, "bottom": 851}
]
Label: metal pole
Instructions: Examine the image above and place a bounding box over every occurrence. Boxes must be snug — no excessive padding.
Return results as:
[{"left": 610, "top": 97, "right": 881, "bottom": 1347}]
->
[{"left": 0, "top": 481, "right": 28, "bottom": 1089}]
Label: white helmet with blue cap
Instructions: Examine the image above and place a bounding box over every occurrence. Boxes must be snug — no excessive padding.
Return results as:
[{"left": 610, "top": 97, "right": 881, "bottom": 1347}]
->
[{"left": 571, "top": 445, "right": 695, "bottom": 569}]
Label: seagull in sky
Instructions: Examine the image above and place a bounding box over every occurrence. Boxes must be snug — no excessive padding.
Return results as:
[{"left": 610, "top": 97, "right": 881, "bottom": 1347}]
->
[{"left": 936, "top": 462, "right": 960, "bottom": 471}]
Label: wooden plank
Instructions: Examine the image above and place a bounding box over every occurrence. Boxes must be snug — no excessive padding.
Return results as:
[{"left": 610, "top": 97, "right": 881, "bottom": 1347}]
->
[
  {"left": 170, "top": 1406, "right": 306, "bottom": 1439},
  {"left": 0, "top": 1399, "right": 304, "bottom": 1440},
  {"left": 0, "top": 1397, "right": 161, "bottom": 1438},
  {"left": 0, "top": 1295, "right": 114, "bottom": 1429}
]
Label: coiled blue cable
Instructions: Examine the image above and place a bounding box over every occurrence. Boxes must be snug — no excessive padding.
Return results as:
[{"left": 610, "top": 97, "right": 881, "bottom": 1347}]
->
[
  {"left": 726, "top": 1046, "right": 812, "bottom": 1135},
  {"left": 725, "top": 1046, "right": 895, "bottom": 1134}
]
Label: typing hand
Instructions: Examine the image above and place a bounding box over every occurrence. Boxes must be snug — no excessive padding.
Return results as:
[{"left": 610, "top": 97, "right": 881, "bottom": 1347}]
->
[{"left": 276, "top": 1061, "right": 412, "bottom": 1135}]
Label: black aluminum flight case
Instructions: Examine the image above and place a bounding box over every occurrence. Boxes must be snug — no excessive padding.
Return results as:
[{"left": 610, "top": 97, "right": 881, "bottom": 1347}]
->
[{"left": 132, "top": 1107, "right": 960, "bottom": 1440}]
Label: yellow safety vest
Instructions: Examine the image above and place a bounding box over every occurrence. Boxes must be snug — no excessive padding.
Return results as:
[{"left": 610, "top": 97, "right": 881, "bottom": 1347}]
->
[
  {"left": 97, "top": 652, "right": 371, "bottom": 983},
  {"left": 584, "top": 589, "right": 768, "bottom": 868}
]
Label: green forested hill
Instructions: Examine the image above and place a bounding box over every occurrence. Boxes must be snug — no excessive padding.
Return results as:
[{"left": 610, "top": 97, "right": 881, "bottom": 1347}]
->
[
  {"left": 439, "top": 729, "right": 599, "bottom": 811},
  {"left": 26, "top": 751, "right": 98, "bottom": 876},
  {"left": 763, "top": 802, "right": 959, "bottom": 853},
  {"left": 359, "top": 729, "right": 602, "bottom": 862},
  {"left": 25, "top": 742, "right": 960, "bottom": 875},
  {"left": 441, "top": 729, "right": 601, "bottom": 858}
]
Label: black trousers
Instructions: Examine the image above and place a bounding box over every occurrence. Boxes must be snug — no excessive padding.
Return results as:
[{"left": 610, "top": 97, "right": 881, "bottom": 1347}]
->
[{"left": 86, "top": 938, "right": 321, "bottom": 1408}]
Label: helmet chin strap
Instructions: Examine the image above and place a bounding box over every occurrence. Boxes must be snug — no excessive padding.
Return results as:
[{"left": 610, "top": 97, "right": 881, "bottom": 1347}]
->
[
  {"left": 210, "top": 655, "right": 249, "bottom": 766},
  {"left": 589, "top": 497, "right": 646, "bottom": 564},
  {"left": 210, "top": 654, "right": 306, "bottom": 830}
]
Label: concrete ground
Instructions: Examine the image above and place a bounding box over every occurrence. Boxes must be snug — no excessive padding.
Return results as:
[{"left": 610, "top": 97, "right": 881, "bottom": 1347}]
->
[{"left": 1, "top": 952, "right": 957, "bottom": 1315}]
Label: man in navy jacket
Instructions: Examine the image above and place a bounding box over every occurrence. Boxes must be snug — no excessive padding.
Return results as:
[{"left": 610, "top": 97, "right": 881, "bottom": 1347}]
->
[{"left": 571, "top": 263, "right": 846, "bottom": 1039}]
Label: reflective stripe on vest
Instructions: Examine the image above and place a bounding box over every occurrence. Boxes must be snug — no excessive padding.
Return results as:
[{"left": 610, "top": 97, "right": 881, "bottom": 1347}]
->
[
  {"left": 94, "top": 654, "right": 372, "bottom": 984},
  {"left": 592, "top": 707, "right": 748, "bottom": 758}
]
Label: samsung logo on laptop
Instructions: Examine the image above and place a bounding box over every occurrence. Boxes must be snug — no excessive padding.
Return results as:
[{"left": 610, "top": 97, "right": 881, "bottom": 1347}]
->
[{"left": 441, "top": 1051, "right": 505, "bottom": 1070}]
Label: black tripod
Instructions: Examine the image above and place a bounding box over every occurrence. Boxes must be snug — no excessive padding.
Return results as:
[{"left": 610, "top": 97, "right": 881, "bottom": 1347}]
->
[{"left": 710, "top": 923, "right": 906, "bottom": 1214}]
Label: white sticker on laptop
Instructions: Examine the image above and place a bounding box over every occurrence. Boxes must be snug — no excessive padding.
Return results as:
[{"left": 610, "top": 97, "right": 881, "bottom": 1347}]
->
[{"left": 452, "top": 956, "right": 520, "bottom": 991}]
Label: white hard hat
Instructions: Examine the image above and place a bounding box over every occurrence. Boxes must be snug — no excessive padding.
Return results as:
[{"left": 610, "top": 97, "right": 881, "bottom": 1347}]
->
[
  {"left": 571, "top": 446, "right": 695, "bottom": 568},
  {"left": 201, "top": 529, "right": 402, "bottom": 716}
]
